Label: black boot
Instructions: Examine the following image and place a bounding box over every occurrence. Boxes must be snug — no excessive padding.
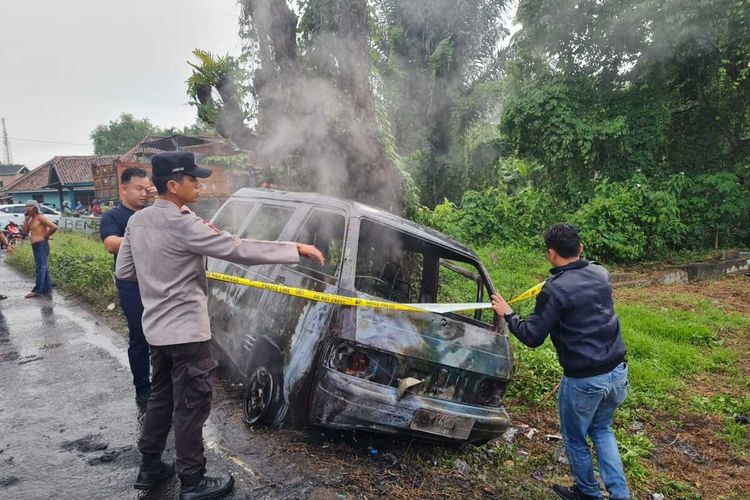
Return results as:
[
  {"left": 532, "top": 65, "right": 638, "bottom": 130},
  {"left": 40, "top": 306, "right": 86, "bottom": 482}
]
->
[
  {"left": 552, "top": 484, "right": 600, "bottom": 500},
  {"left": 179, "top": 472, "right": 234, "bottom": 500},
  {"left": 133, "top": 453, "right": 174, "bottom": 490}
]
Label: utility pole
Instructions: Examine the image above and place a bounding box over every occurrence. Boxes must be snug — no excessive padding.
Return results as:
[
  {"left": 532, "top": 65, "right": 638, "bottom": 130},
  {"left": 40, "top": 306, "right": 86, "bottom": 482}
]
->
[{"left": 1, "top": 118, "right": 12, "bottom": 165}]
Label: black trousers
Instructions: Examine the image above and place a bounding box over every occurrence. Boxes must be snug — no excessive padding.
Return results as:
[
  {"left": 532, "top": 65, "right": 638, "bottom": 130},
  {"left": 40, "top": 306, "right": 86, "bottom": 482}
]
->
[
  {"left": 138, "top": 340, "right": 218, "bottom": 476},
  {"left": 116, "top": 279, "right": 150, "bottom": 396}
]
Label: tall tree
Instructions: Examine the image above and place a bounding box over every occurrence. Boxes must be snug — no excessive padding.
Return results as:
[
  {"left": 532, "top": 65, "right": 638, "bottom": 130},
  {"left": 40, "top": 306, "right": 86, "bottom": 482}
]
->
[
  {"left": 188, "top": 0, "right": 402, "bottom": 212},
  {"left": 373, "top": 0, "right": 510, "bottom": 206},
  {"left": 503, "top": 0, "right": 750, "bottom": 195}
]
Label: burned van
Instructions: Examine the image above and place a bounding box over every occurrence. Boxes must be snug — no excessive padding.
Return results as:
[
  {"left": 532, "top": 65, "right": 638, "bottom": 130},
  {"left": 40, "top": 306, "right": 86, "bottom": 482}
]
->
[{"left": 206, "top": 189, "right": 512, "bottom": 443}]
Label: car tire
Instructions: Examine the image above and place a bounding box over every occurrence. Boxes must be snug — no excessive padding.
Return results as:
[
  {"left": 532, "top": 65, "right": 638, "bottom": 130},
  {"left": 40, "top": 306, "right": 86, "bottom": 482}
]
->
[{"left": 242, "top": 354, "right": 283, "bottom": 427}]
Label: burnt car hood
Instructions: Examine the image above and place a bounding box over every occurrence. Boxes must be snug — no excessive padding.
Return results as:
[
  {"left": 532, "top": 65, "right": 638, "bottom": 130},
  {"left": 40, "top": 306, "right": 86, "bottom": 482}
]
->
[{"left": 347, "top": 307, "right": 511, "bottom": 380}]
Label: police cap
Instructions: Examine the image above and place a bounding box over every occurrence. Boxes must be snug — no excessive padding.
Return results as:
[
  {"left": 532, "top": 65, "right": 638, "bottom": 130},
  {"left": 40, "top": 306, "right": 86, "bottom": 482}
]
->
[{"left": 151, "top": 152, "right": 212, "bottom": 178}]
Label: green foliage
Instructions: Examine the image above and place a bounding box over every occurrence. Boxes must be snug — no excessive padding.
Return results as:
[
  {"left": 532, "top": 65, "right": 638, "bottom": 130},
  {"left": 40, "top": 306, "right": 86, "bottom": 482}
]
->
[
  {"left": 373, "top": 0, "right": 510, "bottom": 206},
  {"left": 417, "top": 169, "right": 747, "bottom": 263},
  {"left": 415, "top": 186, "right": 560, "bottom": 249},
  {"left": 90, "top": 113, "right": 159, "bottom": 155},
  {"left": 90, "top": 112, "right": 216, "bottom": 155},
  {"left": 572, "top": 176, "right": 686, "bottom": 262},
  {"left": 6, "top": 232, "right": 116, "bottom": 306},
  {"left": 678, "top": 172, "right": 750, "bottom": 248},
  {"left": 614, "top": 429, "right": 654, "bottom": 485},
  {"left": 187, "top": 49, "right": 251, "bottom": 128},
  {"left": 691, "top": 395, "right": 750, "bottom": 452}
]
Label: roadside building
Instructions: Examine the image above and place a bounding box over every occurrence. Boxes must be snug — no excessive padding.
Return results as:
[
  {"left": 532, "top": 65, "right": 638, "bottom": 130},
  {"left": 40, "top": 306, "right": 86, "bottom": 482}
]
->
[
  {"left": 6, "top": 156, "right": 101, "bottom": 208},
  {"left": 0, "top": 164, "right": 29, "bottom": 189},
  {"left": 95, "top": 134, "right": 255, "bottom": 217}
]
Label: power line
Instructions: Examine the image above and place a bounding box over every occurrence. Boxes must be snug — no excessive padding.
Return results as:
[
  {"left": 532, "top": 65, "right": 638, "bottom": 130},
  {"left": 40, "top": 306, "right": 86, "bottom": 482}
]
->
[{"left": 9, "top": 136, "right": 91, "bottom": 146}]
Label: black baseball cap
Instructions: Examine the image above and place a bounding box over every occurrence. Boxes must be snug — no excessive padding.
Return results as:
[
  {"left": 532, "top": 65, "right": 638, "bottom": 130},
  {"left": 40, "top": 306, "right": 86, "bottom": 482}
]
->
[{"left": 151, "top": 152, "right": 212, "bottom": 178}]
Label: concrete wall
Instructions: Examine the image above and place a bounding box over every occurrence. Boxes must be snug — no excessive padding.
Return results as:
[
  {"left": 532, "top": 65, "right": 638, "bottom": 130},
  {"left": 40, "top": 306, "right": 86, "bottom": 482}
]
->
[{"left": 656, "top": 257, "right": 749, "bottom": 285}]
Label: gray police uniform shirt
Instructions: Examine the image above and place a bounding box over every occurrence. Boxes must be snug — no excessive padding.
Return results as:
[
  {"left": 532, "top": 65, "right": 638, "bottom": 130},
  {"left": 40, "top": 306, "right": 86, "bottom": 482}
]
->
[{"left": 115, "top": 199, "right": 300, "bottom": 346}]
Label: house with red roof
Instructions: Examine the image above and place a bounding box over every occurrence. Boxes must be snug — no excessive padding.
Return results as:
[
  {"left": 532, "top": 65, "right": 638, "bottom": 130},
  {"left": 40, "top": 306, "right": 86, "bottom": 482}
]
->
[{"left": 6, "top": 156, "right": 107, "bottom": 209}]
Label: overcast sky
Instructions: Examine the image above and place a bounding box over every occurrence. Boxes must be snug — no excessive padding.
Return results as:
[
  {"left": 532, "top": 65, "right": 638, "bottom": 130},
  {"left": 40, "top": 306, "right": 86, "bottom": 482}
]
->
[{"left": 0, "top": 0, "right": 242, "bottom": 169}]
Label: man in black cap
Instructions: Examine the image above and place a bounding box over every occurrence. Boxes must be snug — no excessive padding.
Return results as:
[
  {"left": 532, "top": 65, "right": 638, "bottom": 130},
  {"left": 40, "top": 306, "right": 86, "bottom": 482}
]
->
[{"left": 116, "top": 151, "right": 324, "bottom": 500}]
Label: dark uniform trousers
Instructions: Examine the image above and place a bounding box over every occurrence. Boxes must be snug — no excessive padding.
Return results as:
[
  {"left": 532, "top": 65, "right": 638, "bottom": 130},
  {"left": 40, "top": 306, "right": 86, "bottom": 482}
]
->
[{"left": 138, "top": 340, "right": 218, "bottom": 476}]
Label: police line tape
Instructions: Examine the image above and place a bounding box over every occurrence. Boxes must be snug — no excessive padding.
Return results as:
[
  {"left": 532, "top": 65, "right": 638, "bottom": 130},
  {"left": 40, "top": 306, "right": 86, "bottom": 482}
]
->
[{"left": 206, "top": 271, "right": 544, "bottom": 314}]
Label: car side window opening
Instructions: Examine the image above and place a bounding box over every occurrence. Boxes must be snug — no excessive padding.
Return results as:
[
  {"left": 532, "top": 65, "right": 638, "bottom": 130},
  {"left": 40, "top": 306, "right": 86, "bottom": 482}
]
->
[
  {"left": 240, "top": 205, "right": 294, "bottom": 241},
  {"left": 211, "top": 201, "right": 255, "bottom": 234},
  {"left": 292, "top": 210, "right": 346, "bottom": 285},
  {"left": 354, "top": 220, "right": 428, "bottom": 305},
  {"left": 355, "top": 220, "right": 492, "bottom": 323},
  {"left": 436, "top": 259, "right": 493, "bottom": 324}
]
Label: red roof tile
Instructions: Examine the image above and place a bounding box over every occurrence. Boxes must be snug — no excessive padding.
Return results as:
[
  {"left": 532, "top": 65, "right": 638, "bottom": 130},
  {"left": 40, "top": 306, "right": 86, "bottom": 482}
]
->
[
  {"left": 6, "top": 163, "right": 52, "bottom": 191},
  {"left": 7, "top": 155, "right": 118, "bottom": 191}
]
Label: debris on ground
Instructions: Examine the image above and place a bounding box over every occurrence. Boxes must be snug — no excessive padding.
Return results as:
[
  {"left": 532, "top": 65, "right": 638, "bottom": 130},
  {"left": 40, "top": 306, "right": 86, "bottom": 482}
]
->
[
  {"left": 61, "top": 434, "right": 108, "bottom": 453},
  {"left": 454, "top": 459, "right": 470, "bottom": 476},
  {"left": 502, "top": 427, "right": 519, "bottom": 443},
  {"left": 86, "top": 446, "right": 132, "bottom": 466},
  {"left": 0, "top": 476, "right": 19, "bottom": 487}
]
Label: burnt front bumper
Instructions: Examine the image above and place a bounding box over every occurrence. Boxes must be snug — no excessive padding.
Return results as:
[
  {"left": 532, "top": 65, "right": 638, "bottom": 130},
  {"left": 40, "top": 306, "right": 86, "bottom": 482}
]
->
[{"left": 310, "top": 367, "right": 510, "bottom": 443}]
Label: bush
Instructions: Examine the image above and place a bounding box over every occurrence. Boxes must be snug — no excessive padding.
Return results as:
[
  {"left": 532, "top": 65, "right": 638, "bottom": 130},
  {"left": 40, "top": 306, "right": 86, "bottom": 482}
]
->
[
  {"left": 415, "top": 186, "right": 561, "bottom": 249},
  {"left": 7, "top": 232, "right": 116, "bottom": 307},
  {"left": 572, "top": 176, "right": 686, "bottom": 262},
  {"left": 415, "top": 170, "right": 749, "bottom": 263}
]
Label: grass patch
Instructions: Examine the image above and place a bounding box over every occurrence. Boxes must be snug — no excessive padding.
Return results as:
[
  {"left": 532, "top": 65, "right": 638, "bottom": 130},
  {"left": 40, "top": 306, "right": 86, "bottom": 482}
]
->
[
  {"left": 7, "top": 231, "right": 116, "bottom": 306},
  {"left": 467, "top": 245, "right": 750, "bottom": 494}
]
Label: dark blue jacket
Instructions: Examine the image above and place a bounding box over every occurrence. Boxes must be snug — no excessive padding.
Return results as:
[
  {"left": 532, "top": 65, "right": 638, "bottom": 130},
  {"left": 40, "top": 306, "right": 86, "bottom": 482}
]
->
[{"left": 504, "top": 259, "right": 626, "bottom": 378}]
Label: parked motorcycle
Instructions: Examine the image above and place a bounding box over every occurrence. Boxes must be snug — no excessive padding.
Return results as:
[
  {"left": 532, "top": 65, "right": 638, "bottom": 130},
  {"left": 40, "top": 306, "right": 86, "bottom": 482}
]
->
[{"left": 3, "top": 222, "right": 24, "bottom": 250}]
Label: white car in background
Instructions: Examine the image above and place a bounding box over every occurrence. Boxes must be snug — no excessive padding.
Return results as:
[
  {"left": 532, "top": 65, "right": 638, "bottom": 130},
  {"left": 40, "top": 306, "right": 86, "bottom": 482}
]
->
[{"left": 0, "top": 204, "right": 61, "bottom": 228}]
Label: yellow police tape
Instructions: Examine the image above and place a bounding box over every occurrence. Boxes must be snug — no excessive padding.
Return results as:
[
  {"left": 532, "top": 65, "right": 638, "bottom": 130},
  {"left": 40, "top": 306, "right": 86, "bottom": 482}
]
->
[{"left": 206, "top": 271, "right": 544, "bottom": 314}]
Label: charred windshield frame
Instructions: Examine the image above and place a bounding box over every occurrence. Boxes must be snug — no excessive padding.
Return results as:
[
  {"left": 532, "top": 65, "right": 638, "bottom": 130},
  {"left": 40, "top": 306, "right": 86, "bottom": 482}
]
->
[{"left": 353, "top": 217, "right": 496, "bottom": 328}]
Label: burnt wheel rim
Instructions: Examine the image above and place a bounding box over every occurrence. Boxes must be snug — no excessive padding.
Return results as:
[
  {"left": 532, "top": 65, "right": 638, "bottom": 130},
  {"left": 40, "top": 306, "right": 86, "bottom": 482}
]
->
[{"left": 244, "top": 367, "right": 273, "bottom": 425}]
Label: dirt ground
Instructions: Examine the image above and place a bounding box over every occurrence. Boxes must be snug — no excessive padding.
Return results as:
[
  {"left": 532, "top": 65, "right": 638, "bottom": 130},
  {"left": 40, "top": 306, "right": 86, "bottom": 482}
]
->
[
  {"left": 615, "top": 275, "right": 750, "bottom": 498},
  {"left": 203, "top": 274, "right": 750, "bottom": 499}
]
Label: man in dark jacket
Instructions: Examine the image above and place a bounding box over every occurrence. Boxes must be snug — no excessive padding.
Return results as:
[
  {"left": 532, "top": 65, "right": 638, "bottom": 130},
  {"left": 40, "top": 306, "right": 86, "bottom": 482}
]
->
[{"left": 491, "top": 223, "right": 630, "bottom": 500}]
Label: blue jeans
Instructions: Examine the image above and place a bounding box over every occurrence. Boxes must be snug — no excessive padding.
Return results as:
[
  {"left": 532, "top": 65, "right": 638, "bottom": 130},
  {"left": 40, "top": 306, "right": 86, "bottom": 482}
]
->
[
  {"left": 31, "top": 240, "right": 52, "bottom": 294},
  {"left": 116, "top": 279, "right": 151, "bottom": 396},
  {"left": 558, "top": 362, "right": 631, "bottom": 499}
]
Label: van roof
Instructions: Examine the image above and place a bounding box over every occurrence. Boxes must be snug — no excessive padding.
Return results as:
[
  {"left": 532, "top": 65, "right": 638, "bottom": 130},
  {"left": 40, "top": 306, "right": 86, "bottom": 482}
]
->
[{"left": 231, "top": 188, "right": 479, "bottom": 260}]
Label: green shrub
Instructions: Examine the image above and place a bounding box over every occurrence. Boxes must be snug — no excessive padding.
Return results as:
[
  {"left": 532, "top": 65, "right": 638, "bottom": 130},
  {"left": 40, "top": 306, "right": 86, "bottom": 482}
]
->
[
  {"left": 7, "top": 232, "right": 116, "bottom": 307},
  {"left": 415, "top": 170, "right": 747, "bottom": 263},
  {"left": 415, "top": 186, "right": 561, "bottom": 249}
]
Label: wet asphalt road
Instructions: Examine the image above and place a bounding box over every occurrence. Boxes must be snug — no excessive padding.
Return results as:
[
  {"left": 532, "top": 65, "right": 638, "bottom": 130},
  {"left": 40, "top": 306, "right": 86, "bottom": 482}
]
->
[{"left": 0, "top": 258, "right": 333, "bottom": 500}]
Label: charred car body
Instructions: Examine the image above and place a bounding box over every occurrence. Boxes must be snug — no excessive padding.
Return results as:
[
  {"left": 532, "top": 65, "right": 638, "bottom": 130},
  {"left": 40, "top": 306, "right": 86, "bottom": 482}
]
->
[{"left": 207, "top": 189, "right": 512, "bottom": 443}]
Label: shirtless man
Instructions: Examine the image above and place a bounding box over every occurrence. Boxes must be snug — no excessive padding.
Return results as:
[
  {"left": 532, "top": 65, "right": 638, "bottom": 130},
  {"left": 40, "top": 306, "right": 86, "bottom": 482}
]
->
[{"left": 22, "top": 200, "right": 57, "bottom": 298}]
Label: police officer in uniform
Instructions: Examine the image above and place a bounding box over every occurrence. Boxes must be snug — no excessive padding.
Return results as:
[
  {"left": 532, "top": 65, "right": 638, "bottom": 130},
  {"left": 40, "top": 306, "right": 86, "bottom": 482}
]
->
[{"left": 116, "top": 152, "right": 324, "bottom": 500}]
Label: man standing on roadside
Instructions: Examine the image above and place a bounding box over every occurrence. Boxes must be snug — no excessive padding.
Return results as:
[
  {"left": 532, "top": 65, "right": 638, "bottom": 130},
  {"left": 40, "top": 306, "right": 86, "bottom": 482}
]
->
[
  {"left": 100, "top": 168, "right": 154, "bottom": 417},
  {"left": 23, "top": 200, "right": 57, "bottom": 298},
  {"left": 491, "top": 223, "right": 630, "bottom": 500},
  {"left": 116, "top": 152, "right": 325, "bottom": 500}
]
